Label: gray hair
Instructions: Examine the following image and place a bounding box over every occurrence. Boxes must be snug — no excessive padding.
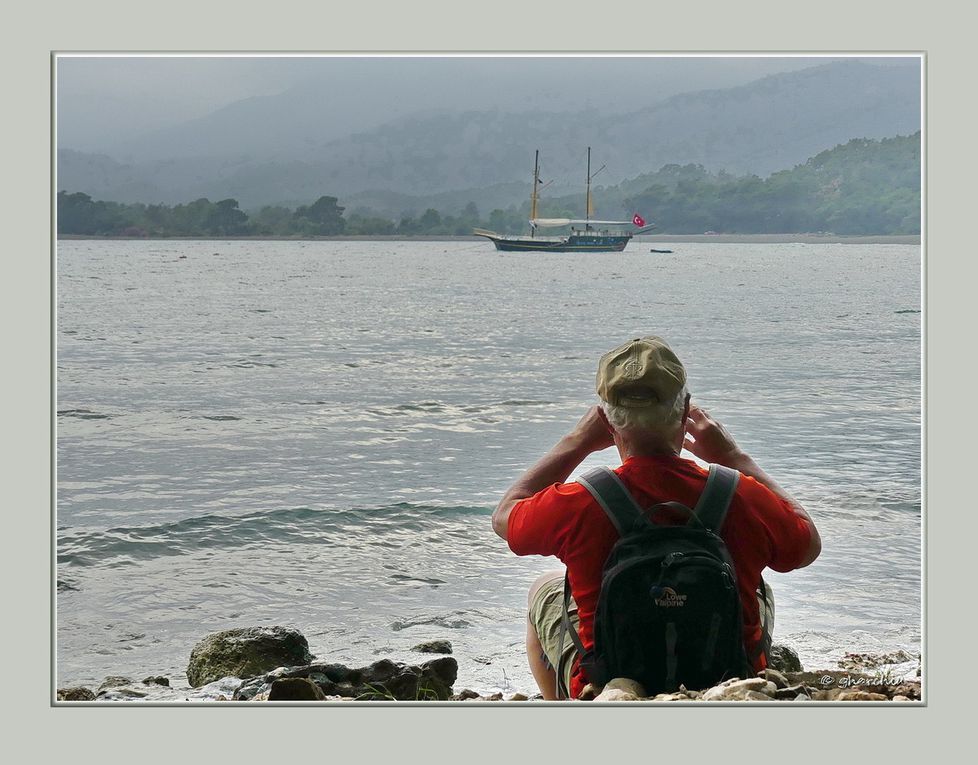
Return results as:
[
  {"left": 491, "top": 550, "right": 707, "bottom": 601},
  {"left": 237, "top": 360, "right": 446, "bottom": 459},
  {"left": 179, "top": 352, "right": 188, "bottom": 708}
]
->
[{"left": 601, "top": 385, "right": 688, "bottom": 437}]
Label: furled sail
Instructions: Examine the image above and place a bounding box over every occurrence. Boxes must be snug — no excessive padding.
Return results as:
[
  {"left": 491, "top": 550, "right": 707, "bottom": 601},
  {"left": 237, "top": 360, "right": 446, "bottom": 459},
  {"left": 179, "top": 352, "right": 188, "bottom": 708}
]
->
[{"left": 530, "top": 218, "right": 634, "bottom": 228}]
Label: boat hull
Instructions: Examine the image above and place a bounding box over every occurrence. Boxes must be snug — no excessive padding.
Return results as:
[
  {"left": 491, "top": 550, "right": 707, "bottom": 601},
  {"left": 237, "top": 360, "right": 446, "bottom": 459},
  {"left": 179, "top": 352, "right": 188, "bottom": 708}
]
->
[{"left": 477, "top": 233, "right": 631, "bottom": 253}]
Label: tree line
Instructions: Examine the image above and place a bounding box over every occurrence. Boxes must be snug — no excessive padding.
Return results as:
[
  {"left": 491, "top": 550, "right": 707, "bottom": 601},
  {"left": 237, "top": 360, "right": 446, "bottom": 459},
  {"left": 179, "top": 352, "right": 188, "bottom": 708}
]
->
[
  {"left": 56, "top": 191, "right": 515, "bottom": 237},
  {"left": 617, "top": 134, "right": 920, "bottom": 235},
  {"left": 57, "top": 132, "right": 920, "bottom": 237}
]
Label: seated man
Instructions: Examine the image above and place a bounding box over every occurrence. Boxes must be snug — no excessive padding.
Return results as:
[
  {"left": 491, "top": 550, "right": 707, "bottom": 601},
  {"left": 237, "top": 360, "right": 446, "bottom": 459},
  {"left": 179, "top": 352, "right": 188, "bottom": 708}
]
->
[{"left": 492, "top": 336, "right": 821, "bottom": 699}]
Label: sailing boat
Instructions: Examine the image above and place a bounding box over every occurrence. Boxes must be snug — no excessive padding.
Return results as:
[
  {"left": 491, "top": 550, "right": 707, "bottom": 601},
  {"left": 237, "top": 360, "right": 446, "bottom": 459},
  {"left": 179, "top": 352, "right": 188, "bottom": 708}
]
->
[{"left": 474, "top": 147, "right": 653, "bottom": 252}]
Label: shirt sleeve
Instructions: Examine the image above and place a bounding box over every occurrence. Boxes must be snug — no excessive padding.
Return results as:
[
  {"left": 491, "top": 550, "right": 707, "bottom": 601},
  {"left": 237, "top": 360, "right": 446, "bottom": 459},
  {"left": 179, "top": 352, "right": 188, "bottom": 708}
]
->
[
  {"left": 506, "top": 481, "right": 593, "bottom": 559},
  {"left": 737, "top": 474, "right": 813, "bottom": 572}
]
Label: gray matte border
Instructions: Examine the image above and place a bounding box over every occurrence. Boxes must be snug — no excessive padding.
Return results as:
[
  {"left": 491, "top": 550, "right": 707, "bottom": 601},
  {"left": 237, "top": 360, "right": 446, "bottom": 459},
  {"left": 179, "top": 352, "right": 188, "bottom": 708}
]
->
[{"left": 17, "top": 0, "right": 965, "bottom": 750}]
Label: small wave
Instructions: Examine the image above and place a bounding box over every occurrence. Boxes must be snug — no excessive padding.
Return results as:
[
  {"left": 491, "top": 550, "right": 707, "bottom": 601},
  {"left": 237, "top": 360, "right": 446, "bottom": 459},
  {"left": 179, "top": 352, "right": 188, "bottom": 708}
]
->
[
  {"left": 390, "top": 574, "right": 448, "bottom": 586},
  {"left": 58, "top": 409, "right": 112, "bottom": 420},
  {"left": 390, "top": 613, "right": 473, "bottom": 631},
  {"left": 393, "top": 402, "right": 444, "bottom": 412},
  {"left": 894, "top": 309, "right": 920, "bottom": 314},
  {"left": 228, "top": 360, "right": 278, "bottom": 368},
  {"left": 57, "top": 503, "right": 492, "bottom": 568},
  {"left": 201, "top": 415, "right": 243, "bottom": 421}
]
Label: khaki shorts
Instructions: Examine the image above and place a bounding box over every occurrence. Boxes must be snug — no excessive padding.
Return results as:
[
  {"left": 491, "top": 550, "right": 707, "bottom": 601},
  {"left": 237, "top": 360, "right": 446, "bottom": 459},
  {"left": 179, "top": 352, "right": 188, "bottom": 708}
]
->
[
  {"left": 529, "top": 573, "right": 776, "bottom": 694},
  {"left": 528, "top": 572, "right": 579, "bottom": 695}
]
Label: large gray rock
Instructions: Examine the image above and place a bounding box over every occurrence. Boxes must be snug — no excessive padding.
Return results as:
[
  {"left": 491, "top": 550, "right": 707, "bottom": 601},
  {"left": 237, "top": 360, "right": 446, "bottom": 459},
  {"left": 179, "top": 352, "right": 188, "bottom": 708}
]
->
[
  {"left": 57, "top": 687, "right": 95, "bottom": 701},
  {"left": 267, "top": 677, "right": 328, "bottom": 701},
  {"left": 187, "top": 626, "right": 313, "bottom": 687},
  {"left": 768, "top": 644, "right": 803, "bottom": 673},
  {"left": 411, "top": 640, "right": 453, "bottom": 655},
  {"left": 233, "top": 656, "right": 458, "bottom": 701},
  {"left": 97, "top": 676, "right": 133, "bottom": 693}
]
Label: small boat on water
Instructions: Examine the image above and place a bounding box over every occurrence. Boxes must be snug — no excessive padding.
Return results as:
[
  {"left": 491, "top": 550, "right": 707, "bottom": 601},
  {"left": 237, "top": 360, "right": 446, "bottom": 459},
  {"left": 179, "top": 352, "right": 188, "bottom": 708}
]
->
[{"left": 474, "top": 148, "right": 653, "bottom": 253}]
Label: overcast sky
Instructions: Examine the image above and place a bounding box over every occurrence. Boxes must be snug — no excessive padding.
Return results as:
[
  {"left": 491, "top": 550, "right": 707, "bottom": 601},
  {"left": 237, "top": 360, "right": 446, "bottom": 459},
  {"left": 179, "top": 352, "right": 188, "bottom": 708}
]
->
[{"left": 55, "top": 55, "right": 917, "bottom": 153}]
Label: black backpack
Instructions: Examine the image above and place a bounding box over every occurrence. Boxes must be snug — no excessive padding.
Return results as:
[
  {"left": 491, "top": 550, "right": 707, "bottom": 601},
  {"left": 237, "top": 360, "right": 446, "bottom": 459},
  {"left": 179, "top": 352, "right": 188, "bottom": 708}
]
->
[{"left": 555, "top": 463, "right": 757, "bottom": 698}]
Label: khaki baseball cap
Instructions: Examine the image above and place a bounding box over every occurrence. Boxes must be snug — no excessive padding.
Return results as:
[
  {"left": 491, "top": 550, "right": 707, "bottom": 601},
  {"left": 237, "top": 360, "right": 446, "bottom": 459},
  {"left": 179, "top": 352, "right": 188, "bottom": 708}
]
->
[{"left": 596, "top": 336, "right": 687, "bottom": 407}]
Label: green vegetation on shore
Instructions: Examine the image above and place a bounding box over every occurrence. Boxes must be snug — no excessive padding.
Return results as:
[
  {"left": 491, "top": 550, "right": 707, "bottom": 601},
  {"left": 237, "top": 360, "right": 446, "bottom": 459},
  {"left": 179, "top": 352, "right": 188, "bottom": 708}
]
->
[
  {"left": 57, "top": 133, "right": 920, "bottom": 238},
  {"left": 618, "top": 133, "right": 920, "bottom": 234}
]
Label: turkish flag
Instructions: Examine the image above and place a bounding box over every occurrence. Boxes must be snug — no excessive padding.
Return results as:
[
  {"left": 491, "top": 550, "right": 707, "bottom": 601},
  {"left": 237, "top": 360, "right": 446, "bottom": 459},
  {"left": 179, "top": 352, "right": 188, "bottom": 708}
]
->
[{"left": 632, "top": 213, "right": 646, "bottom": 227}]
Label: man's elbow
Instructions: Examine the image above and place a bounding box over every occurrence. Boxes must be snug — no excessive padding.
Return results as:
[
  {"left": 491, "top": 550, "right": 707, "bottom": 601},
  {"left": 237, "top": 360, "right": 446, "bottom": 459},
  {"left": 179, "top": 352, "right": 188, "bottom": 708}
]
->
[{"left": 491, "top": 502, "right": 512, "bottom": 540}]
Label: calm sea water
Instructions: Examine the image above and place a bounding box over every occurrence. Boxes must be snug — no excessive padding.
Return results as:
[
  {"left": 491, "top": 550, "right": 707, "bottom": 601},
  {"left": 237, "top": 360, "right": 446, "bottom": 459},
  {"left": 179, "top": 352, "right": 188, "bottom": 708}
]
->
[{"left": 56, "top": 239, "right": 921, "bottom": 698}]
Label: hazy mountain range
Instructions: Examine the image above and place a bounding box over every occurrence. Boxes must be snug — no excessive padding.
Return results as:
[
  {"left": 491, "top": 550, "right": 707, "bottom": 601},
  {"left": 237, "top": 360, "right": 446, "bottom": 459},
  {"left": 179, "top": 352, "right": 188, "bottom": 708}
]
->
[{"left": 57, "top": 60, "right": 920, "bottom": 216}]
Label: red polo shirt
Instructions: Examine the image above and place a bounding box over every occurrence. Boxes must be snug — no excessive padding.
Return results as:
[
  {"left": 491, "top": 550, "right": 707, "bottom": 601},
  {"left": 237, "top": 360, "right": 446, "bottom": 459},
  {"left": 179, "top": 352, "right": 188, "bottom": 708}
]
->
[{"left": 507, "top": 454, "right": 812, "bottom": 699}]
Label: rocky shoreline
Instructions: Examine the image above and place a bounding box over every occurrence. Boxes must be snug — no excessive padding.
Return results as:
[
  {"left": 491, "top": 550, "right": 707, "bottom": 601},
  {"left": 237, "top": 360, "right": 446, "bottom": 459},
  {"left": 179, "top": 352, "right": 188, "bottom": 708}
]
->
[{"left": 56, "top": 626, "right": 922, "bottom": 703}]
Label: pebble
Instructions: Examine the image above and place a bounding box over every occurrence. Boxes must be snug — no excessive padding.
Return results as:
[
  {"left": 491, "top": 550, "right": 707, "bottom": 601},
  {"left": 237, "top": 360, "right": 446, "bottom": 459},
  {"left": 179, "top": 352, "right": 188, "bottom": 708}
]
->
[
  {"left": 835, "top": 690, "right": 889, "bottom": 701},
  {"left": 701, "top": 677, "right": 777, "bottom": 701},
  {"left": 594, "top": 688, "right": 640, "bottom": 701},
  {"left": 758, "top": 668, "right": 789, "bottom": 689}
]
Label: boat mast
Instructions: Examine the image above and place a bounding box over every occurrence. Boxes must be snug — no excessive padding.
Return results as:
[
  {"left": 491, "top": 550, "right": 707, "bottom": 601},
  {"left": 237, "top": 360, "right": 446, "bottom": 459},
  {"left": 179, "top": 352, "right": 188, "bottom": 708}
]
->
[
  {"left": 585, "top": 146, "right": 591, "bottom": 231},
  {"left": 530, "top": 149, "right": 540, "bottom": 238}
]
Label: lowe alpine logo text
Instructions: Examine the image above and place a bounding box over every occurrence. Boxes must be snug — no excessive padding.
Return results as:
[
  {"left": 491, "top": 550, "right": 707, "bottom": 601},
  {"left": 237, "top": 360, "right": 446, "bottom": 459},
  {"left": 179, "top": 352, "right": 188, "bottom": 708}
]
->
[{"left": 651, "top": 586, "right": 688, "bottom": 607}]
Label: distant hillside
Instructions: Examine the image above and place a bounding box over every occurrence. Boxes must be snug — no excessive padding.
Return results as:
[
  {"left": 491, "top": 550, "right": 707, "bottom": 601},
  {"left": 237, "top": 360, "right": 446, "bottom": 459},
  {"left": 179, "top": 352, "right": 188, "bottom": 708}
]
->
[
  {"left": 308, "top": 59, "right": 919, "bottom": 196},
  {"left": 612, "top": 132, "right": 921, "bottom": 234},
  {"left": 58, "top": 133, "right": 920, "bottom": 237},
  {"left": 57, "top": 60, "right": 919, "bottom": 211}
]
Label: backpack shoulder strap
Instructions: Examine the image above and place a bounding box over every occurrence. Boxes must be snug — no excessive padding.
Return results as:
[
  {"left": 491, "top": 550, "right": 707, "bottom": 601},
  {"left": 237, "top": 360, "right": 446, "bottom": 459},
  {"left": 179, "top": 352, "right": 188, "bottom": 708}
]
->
[
  {"left": 576, "top": 466, "right": 646, "bottom": 535},
  {"left": 692, "top": 463, "right": 741, "bottom": 533}
]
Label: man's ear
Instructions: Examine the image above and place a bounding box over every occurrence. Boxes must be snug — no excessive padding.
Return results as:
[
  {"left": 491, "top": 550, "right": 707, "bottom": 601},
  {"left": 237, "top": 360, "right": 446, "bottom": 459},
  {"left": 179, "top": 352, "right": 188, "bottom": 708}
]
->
[{"left": 600, "top": 405, "right": 622, "bottom": 446}]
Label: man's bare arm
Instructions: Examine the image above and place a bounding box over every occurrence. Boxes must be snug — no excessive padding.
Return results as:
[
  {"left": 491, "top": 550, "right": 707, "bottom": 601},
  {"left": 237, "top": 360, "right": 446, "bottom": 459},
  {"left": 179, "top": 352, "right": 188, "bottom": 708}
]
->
[
  {"left": 683, "top": 404, "right": 822, "bottom": 567},
  {"left": 492, "top": 406, "right": 614, "bottom": 540}
]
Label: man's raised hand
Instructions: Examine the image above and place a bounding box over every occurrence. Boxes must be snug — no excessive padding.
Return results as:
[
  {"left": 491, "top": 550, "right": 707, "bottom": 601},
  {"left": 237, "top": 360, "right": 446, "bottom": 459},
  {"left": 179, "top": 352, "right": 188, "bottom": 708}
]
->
[
  {"left": 683, "top": 404, "right": 745, "bottom": 467},
  {"left": 570, "top": 405, "right": 616, "bottom": 454}
]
